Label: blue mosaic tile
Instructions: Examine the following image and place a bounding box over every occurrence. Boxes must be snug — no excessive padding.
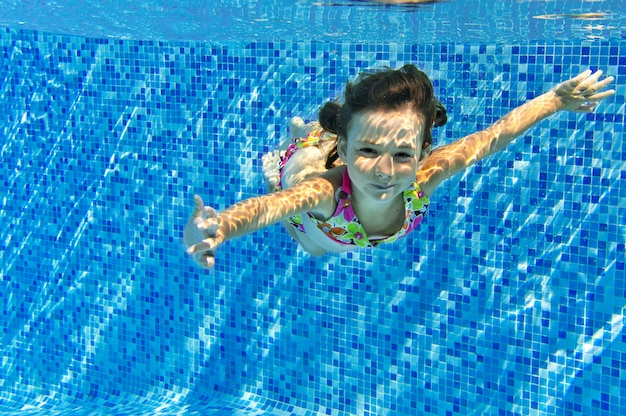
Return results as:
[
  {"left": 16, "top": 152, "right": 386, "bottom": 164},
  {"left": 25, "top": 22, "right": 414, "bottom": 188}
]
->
[{"left": 0, "top": 16, "right": 625, "bottom": 416}]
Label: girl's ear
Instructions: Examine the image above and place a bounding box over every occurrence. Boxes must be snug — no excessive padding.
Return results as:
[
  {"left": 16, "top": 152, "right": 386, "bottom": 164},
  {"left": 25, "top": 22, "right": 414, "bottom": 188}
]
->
[{"left": 337, "top": 136, "right": 348, "bottom": 160}]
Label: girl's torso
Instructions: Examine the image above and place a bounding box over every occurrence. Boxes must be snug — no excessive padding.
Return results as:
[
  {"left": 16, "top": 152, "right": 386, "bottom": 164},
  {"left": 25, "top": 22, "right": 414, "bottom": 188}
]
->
[{"left": 288, "top": 167, "right": 430, "bottom": 251}]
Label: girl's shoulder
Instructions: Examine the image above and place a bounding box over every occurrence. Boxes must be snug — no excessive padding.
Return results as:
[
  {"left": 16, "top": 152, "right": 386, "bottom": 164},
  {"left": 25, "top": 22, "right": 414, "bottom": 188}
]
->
[
  {"left": 304, "top": 166, "right": 345, "bottom": 219},
  {"left": 319, "top": 165, "right": 346, "bottom": 189}
]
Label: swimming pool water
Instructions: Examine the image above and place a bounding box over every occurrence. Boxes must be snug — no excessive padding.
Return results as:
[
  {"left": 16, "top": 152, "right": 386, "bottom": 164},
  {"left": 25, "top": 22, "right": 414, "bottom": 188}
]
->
[
  {"left": 1, "top": 1, "right": 625, "bottom": 415},
  {"left": 0, "top": 0, "right": 625, "bottom": 43}
]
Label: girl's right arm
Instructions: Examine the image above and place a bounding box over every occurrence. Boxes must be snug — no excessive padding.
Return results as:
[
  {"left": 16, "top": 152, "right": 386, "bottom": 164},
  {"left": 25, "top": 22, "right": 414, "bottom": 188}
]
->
[{"left": 184, "top": 176, "right": 337, "bottom": 269}]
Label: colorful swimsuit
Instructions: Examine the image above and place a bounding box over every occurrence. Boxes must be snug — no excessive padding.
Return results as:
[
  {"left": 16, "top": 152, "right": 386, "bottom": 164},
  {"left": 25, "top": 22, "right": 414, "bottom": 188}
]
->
[
  {"left": 275, "top": 127, "right": 335, "bottom": 191},
  {"left": 277, "top": 128, "right": 430, "bottom": 249}
]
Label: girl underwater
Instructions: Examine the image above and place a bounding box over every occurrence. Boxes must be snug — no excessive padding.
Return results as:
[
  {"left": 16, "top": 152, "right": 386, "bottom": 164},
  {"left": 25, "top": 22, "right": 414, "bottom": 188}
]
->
[{"left": 184, "top": 65, "right": 614, "bottom": 269}]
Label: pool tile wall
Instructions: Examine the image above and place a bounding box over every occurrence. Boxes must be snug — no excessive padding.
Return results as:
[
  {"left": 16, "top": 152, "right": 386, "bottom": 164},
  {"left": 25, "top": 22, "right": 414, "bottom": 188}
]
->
[{"left": 1, "top": 27, "right": 625, "bottom": 415}]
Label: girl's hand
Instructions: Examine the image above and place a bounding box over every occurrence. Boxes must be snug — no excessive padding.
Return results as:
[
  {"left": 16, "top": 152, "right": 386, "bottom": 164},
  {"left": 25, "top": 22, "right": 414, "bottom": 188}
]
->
[
  {"left": 553, "top": 69, "right": 615, "bottom": 113},
  {"left": 184, "top": 195, "right": 220, "bottom": 269}
]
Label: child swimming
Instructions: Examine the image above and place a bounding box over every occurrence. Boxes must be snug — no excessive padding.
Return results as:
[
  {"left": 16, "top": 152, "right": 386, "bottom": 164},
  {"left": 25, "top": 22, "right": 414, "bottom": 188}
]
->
[{"left": 184, "top": 65, "right": 614, "bottom": 269}]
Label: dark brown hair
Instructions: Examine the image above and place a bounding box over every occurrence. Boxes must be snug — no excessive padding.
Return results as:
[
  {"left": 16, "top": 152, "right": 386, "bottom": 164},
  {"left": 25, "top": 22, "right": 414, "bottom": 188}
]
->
[{"left": 319, "top": 64, "right": 447, "bottom": 168}]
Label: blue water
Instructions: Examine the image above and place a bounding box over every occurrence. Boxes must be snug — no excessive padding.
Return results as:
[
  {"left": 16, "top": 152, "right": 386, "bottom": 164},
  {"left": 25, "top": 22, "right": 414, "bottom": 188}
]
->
[{"left": 0, "top": 1, "right": 625, "bottom": 415}]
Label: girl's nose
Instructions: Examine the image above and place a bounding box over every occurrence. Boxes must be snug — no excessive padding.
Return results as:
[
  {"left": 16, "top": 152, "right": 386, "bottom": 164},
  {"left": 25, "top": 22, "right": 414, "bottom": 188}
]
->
[{"left": 375, "top": 154, "right": 394, "bottom": 179}]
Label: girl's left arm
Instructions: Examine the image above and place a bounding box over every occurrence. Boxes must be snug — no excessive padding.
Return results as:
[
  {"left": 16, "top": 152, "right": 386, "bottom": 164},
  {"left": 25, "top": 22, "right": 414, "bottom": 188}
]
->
[{"left": 418, "top": 69, "right": 615, "bottom": 196}]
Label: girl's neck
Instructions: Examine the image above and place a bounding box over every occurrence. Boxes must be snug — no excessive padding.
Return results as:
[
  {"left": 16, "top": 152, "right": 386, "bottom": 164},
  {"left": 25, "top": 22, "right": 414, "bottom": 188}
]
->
[{"left": 352, "top": 191, "right": 405, "bottom": 237}]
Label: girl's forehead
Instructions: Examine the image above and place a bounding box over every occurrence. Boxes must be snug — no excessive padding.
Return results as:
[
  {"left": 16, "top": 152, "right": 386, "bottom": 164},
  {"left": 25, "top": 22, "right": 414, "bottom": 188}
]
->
[{"left": 348, "top": 108, "right": 425, "bottom": 145}]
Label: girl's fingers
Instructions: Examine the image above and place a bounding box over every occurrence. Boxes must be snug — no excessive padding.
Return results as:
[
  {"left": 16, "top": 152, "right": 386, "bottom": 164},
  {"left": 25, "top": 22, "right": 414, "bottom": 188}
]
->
[
  {"left": 203, "top": 205, "right": 217, "bottom": 218},
  {"left": 585, "top": 69, "right": 603, "bottom": 84},
  {"left": 573, "top": 69, "right": 592, "bottom": 82},
  {"left": 196, "top": 253, "right": 216, "bottom": 269},
  {"left": 187, "top": 238, "right": 217, "bottom": 255},
  {"left": 586, "top": 89, "right": 616, "bottom": 102},
  {"left": 197, "top": 218, "right": 218, "bottom": 231},
  {"left": 591, "top": 76, "right": 615, "bottom": 91},
  {"left": 191, "top": 195, "right": 204, "bottom": 217}
]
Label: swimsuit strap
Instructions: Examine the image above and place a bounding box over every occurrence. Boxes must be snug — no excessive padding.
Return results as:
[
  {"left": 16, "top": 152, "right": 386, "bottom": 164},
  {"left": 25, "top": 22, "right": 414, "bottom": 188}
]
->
[
  {"left": 331, "top": 168, "right": 352, "bottom": 217},
  {"left": 341, "top": 168, "right": 351, "bottom": 194}
]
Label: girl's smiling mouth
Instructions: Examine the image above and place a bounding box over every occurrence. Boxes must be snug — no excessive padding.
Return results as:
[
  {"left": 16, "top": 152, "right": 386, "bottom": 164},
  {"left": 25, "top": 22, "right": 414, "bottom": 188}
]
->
[{"left": 371, "top": 183, "right": 394, "bottom": 191}]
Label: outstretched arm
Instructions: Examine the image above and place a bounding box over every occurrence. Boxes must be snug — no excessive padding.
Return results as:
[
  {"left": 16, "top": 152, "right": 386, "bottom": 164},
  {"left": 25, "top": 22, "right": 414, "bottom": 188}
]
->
[
  {"left": 417, "top": 70, "right": 615, "bottom": 196},
  {"left": 184, "top": 176, "right": 336, "bottom": 269}
]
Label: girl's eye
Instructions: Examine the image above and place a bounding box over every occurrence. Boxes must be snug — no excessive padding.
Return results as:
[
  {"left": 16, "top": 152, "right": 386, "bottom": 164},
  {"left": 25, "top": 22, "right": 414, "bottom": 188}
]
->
[
  {"left": 359, "top": 148, "right": 378, "bottom": 156},
  {"left": 394, "top": 152, "right": 414, "bottom": 161}
]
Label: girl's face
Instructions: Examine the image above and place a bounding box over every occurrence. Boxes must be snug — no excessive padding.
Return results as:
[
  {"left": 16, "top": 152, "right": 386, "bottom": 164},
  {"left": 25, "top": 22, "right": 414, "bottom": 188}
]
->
[{"left": 340, "top": 106, "right": 426, "bottom": 205}]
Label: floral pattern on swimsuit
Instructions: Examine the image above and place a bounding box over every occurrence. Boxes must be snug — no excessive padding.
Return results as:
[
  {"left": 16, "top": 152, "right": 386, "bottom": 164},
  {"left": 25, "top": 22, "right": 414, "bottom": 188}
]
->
[{"left": 289, "top": 169, "right": 430, "bottom": 248}]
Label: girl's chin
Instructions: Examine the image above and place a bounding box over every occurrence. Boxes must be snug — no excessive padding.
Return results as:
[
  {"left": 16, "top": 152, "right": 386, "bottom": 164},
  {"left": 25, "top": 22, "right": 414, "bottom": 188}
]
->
[
  {"left": 368, "top": 184, "right": 397, "bottom": 197},
  {"left": 366, "top": 189, "right": 400, "bottom": 204}
]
